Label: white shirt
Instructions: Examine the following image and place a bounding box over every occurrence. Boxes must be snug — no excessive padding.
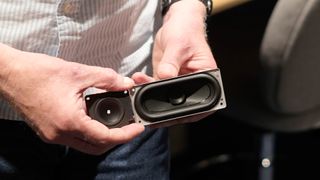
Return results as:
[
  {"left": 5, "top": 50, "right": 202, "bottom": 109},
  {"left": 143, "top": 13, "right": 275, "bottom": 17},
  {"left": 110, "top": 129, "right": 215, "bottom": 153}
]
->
[{"left": 0, "top": 0, "right": 162, "bottom": 120}]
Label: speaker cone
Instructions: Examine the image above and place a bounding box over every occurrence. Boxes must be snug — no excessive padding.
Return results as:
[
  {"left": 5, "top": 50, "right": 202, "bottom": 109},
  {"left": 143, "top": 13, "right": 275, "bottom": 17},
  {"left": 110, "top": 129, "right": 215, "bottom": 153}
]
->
[
  {"left": 134, "top": 73, "right": 221, "bottom": 122},
  {"left": 92, "top": 98, "right": 125, "bottom": 126}
]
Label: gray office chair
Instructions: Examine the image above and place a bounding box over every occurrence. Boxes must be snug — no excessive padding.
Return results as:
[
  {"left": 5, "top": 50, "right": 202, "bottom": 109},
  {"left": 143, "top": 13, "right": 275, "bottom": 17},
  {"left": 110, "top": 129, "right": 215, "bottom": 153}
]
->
[{"left": 218, "top": 0, "right": 320, "bottom": 179}]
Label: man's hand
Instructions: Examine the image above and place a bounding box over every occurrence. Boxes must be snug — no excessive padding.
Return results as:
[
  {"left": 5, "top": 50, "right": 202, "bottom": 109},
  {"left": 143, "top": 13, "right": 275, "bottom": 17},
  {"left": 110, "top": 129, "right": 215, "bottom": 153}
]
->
[
  {"left": 153, "top": 0, "right": 216, "bottom": 79},
  {"left": 133, "top": 0, "right": 217, "bottom": 127},
  {"left": 0, "top": 44, "right": 144, "bottom": 155}
]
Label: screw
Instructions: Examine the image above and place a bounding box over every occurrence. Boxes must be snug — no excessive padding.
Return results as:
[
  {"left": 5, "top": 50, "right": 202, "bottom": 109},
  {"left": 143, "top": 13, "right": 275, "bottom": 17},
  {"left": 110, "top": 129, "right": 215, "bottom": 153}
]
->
[{"left": 261, "top": 158, "right": 271, "bottom": 168}]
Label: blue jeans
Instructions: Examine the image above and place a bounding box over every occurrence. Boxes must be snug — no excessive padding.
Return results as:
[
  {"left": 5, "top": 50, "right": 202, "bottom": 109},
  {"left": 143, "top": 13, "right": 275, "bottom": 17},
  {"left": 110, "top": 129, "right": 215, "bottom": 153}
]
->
[{"left": 0, "top": 120, "right": 169, "bottom": 180}]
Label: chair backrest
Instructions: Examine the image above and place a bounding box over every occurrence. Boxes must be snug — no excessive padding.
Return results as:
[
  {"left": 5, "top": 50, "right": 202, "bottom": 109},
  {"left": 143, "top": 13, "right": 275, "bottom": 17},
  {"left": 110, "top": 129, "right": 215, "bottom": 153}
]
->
[{"left": 260, "top": 0, "right": 320, "bottom": 115}]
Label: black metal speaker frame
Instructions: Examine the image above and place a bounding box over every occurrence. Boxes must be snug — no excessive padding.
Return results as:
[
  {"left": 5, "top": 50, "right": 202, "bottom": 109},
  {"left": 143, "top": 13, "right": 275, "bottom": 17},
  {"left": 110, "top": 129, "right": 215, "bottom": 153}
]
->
[{"left": 85, "top": 69, "right": 226, "bottom": 128}]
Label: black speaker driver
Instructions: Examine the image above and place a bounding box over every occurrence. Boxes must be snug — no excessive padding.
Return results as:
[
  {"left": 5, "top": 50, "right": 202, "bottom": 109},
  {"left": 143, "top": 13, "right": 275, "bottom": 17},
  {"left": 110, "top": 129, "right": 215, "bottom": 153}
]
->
[
  {"left": 91, "top": 98, "right": 125, "bottom": 126},
  {"left": 133, "top": 73, "right": 221, "bottom": 122}
]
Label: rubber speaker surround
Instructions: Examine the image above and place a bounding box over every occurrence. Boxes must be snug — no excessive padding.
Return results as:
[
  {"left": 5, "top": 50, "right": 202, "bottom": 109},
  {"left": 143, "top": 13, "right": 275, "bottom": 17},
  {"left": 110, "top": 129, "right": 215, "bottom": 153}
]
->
[{"left": 133, "top": 73, "right": 221, "bottom": 122}]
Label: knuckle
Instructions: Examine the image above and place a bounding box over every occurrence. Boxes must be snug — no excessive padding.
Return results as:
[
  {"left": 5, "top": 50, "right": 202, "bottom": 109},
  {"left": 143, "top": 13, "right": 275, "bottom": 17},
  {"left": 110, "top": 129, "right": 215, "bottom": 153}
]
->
[
  {"left": 54, "top": 118, "right": 76, "bottom": 137},
  {"left": 104, "top": 68, "right": 118, "bottom": 80},
  {"left": 103, "top": 69, "right": 121, "bottom": 89},
  {"left": 38, "top": 130, "right": 61, "bottom": 143},
  {"left": 79, "top": 143, "right": 113, "bottom": 155},
  {"left": 68, "top": 64, "right": 86, "bottom": 80},
  {"left": 40, "top": 117, "right": 74, "bottom": 143}
]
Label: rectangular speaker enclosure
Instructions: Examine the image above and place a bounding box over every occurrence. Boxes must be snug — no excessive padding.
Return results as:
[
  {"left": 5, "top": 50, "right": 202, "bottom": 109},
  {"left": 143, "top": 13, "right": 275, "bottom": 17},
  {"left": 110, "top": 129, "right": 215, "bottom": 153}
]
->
[{"left": 85, "top": 69, "right": 226, "bottom": 128}]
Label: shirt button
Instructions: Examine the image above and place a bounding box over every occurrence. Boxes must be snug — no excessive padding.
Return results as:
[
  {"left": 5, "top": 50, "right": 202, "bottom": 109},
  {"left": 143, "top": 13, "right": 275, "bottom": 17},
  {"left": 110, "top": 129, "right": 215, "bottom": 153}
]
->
[{"left": 63, "top": 2, "right": 78, "bottom": 15}]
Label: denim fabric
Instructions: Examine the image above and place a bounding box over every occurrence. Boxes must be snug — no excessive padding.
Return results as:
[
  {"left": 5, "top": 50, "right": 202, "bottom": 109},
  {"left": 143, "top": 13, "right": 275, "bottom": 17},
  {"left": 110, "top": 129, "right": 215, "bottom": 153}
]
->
[{"left": 0, "top": 120, "right": 169, "bottom": 180}]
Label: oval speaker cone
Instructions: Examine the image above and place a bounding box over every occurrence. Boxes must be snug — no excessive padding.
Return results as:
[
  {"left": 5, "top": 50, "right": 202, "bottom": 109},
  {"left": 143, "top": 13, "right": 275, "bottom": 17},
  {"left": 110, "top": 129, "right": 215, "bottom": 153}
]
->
[{"left": 134, "top": 73, "right": 221, "bottom": 122}]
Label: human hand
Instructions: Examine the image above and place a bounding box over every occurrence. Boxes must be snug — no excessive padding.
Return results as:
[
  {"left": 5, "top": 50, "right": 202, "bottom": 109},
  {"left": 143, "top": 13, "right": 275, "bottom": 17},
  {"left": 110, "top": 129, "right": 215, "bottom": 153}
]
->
[
  {"left": 0, "top": 44, "right": 144, "bottom": 155},
  {"left": 139, "top": 0, "right": 217, "bottom": 126},
  {"left": 153, "top": 0, "right": 216, "bottom": 79}
]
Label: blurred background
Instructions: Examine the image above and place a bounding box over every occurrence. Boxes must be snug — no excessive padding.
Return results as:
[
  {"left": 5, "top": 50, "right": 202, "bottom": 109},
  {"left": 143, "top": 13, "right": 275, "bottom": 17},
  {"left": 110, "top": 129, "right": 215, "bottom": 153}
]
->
[{"left": 169, "top": 0, "right": 320, "bottom": 179}]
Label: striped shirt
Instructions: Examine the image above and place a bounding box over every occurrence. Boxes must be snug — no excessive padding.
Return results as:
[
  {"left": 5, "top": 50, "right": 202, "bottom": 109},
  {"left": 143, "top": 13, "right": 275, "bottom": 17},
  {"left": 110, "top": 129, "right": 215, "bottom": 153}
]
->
[{"left": 0, "top": 0, "right": 162, "bottom": 120}]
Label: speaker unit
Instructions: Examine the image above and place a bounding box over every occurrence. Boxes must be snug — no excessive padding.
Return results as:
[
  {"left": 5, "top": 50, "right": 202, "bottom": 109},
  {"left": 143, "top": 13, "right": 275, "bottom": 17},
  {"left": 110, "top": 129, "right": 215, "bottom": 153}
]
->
[
  {"left": 85, "top": 91, "right": 133, "bottom": 127},
  {"left": 85, "top": 69, "right": 226, "bottom": 128}
]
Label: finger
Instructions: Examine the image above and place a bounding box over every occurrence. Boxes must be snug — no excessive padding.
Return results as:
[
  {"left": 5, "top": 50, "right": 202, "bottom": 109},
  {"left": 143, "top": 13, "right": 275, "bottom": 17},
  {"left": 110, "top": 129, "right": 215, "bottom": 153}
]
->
[
  {"left": 67, "top": 118, "right": 144, "bottom": 155},
  {"left": 79, "top": 65, "right": 134, "bottom": 91},
  {"left": 152, "top": 34, "right": 164, "bottom": 79},
  {"left": 156, "top": 38, "right": 194, "bottom": 79},
  {"left": 131, "top": 72, "right": 155, "bottom": 85},
  {"left": 76, "top": 118, "right": 145, "bottom": 146},
  {"left": 180, "top": 45, "right": 217, "bottom": 72},
  {"left": 107, "top": 123, "right": 146, "bottom": 143},
  {"left": 60, "top": 136, "right": 114, "bottom": 155}
]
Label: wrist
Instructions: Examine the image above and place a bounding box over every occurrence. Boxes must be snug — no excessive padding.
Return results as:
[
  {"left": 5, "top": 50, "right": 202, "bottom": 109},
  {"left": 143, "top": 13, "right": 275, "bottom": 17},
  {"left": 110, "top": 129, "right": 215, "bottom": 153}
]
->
[
  {"left": 0, "top": 43, "right": 19, "bottom": 84},
  {"left": 0, "top": 44, "right": 23, "bottom": 98},
  {"left": 164, "top": 0, "right": 207, "bottom": 21},
  {"left": 162, "top": 0, "right": 212, "bottom": 17},
  {"left": 162, "top": 0, "right": 208, "bottom": 36}
]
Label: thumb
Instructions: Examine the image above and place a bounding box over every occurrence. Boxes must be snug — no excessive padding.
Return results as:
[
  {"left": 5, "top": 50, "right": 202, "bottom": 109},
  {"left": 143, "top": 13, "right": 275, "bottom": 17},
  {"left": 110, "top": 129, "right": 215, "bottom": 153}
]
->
[
  {"left": 156, "top": 43, "right": 192, "bottom": 79},
  {"left": 79, "top": 65, "right": 134, "bottom": 91}
]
